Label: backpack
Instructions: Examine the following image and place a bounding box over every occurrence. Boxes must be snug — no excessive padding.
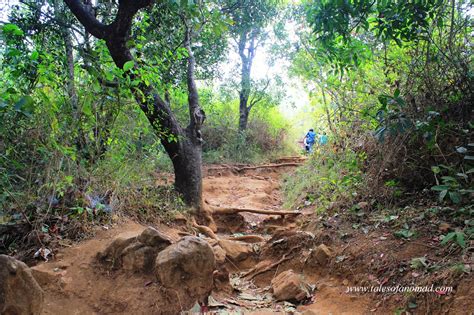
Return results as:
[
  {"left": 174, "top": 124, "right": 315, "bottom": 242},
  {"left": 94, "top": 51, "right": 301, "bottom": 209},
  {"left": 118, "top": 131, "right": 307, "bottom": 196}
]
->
[{"left": 306, "top": 131, "right": 316, "bottom": 144}]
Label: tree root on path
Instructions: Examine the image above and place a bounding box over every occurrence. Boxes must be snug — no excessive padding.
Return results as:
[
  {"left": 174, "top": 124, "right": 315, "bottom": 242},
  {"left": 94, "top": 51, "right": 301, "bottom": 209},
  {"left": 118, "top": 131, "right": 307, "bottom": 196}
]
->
[
  {"left": 242, "top": 252, "right": 294, "bottom": 280},
  {"left": 191, "top": 218, "right": 218, "bottom": 240},
  {"left": 206, "top": 162, "right": 303, "bottom": 174},
  {"left": 238, "top": 163, "right": 303, "bottom": 170},
  {"left": 199, "top": 202, "right": 218, "bottom": 232},
  {"left": 209, "top": 205, "right": 300, "bottom": 217},
  {"left": 224, "top": 235, "right": 266, "bottom": 243}
]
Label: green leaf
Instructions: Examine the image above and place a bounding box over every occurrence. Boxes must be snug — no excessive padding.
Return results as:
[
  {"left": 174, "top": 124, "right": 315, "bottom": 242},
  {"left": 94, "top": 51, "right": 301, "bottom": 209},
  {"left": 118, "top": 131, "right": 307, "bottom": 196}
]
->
[
  {"left": 13, "top": 96, "right": 35, "bottom": 116},
  {"left": 441, "top": 176, "right": 456, "bottom": 182},
  {"left": 394, "top": 88, "right": 400, "bottom": 98},
  {"left": 439, "top": 190, "right": 447, "bottom": 202},
  {"left": 408, "top": 301, "right": 417, "bottom": 309},
  {"left": 2, "top": 23, "right": 24, "bottom": 36},
  {"left": 448, "top": 191, "right": 461, "bottom": 204},
  {"left": 431, "top": 166, "right": 441, "bottom": 174},
  {"left": 30, "top": 50, "right": 39, "bottom": 61},
  {"left": 394, "top": 229, "right": 415, "bottom": 239},
  {"left": 455, "top": 232, "right": 466, "bottom": 248},
  {"left": 123, "top": 60, "right": 135, "bottom": 72},
  {"left": 456, "top": 173, "right": 468, "bottom": 179},
  {"left": 431, "top": 185, "right": 449, "bottom": 191},
  {"left": 410, "top": 257, "right": 428, "bottom": 269},
  {"left": 105, "top": 72, "right": 114, "bottom": 82},
  {"left": 440, "top": 232, "right": 456, "bottom": 245}
]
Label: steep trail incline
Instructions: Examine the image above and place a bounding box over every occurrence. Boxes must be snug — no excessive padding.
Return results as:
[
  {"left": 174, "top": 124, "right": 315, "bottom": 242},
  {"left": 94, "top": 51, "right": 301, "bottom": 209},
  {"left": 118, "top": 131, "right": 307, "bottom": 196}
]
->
[{"left": 32, "top": 157, "right": 374, "bottom": 314}]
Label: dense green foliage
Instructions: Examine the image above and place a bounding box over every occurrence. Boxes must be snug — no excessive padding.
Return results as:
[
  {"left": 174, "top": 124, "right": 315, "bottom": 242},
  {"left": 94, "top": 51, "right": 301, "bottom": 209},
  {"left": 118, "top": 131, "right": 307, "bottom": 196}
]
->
[{"left": 286, "top": 0, "right": 472, "bottom": 201}]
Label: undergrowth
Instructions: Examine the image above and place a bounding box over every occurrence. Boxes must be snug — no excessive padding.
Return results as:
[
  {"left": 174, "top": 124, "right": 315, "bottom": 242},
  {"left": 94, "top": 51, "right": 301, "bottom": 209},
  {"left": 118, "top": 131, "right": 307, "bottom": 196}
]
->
[{"left": 283, "top": 142, "right": 366, "bottom": 211}]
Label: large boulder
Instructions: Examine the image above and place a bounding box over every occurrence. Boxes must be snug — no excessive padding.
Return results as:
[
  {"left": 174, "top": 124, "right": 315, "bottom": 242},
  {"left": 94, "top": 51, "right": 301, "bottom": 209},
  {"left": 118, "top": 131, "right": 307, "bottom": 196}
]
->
[
  {"left": 271, "top": 269, "right": 312, "bottom": 302},
  {"left": 0, "top": 255, "right": 44, "bottom": 315},
  {"left": 155, "top": 236, "right": 215, "bottom": 308}
]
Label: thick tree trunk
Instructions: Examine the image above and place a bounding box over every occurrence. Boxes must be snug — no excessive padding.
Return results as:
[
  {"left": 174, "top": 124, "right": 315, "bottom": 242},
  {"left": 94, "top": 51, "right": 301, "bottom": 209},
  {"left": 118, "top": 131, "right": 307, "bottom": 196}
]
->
[{"left": 170, "top": 133, "right": 203, "bottom": 207}]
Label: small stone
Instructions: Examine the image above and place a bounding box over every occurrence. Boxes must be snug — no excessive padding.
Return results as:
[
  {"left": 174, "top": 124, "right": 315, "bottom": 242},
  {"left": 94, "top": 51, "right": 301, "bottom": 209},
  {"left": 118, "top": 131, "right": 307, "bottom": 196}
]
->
[
  {"left": 218, "top": 239, "right": 253, "bottom": 261},
  {"left": 212, "top": 245, "right": 227, "bottom": 264},
  {"left": 271, "top": 269, "right": 312, "bottom": 302},
  {"left": 307, "top": 244, "right": 332, "bottom": 266},
  {"left": 137, "top": 227, "right": 172, "bottom": 249},
  {"left": 96, "top": 236, "right": 137, "bottom": 269},
  {"left": 438, "top": 223, "right": 451, "bottom": 233},
  {"left": 357, "top": 202, "right": 369, "bottom": 210}
]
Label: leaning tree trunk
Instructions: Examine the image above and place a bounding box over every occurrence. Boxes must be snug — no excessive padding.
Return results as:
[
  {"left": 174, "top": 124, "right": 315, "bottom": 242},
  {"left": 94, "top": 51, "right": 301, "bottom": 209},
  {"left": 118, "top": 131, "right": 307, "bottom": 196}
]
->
[{"left": 63, "top": 0, "right": 205, "bottom": 209}]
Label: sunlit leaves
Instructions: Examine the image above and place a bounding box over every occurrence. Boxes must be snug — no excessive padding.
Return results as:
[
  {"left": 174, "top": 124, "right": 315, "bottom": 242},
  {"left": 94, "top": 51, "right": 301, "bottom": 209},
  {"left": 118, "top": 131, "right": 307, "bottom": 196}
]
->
[
  {"left": 1, "top": 23, "right": 24, "bottom": 36},
  {"left": 123, "top": 60, "right": 135, "bottom": 72},
  {"left": 302, "top": 0, "right": 446, "bottom": 69}
]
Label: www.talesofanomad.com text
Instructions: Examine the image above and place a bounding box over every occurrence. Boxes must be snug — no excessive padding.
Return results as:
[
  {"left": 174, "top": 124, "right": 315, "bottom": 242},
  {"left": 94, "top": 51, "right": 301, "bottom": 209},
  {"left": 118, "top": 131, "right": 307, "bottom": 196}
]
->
[{"left": 345, "top": 284, "right": 453, "bottom": 294}]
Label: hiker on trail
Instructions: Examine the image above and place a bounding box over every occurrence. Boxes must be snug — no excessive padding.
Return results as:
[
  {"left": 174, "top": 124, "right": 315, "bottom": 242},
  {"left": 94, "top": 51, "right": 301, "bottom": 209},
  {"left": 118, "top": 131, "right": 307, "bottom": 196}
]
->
[
  {"left": 319, "top": 132, "right": 328, "bottom": 145},
  {"left": 304, "top": 128, "right": 317, "bottom": 153}
]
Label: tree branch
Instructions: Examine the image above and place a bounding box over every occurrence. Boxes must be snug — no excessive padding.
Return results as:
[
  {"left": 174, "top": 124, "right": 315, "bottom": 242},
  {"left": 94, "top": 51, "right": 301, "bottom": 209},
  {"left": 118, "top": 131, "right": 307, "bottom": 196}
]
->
[
  {"left": 63, "top": 0, "right": 108, "bottom": 39},
  {"left": 248, "top": 78, "right": 270, "bottom": 110}
]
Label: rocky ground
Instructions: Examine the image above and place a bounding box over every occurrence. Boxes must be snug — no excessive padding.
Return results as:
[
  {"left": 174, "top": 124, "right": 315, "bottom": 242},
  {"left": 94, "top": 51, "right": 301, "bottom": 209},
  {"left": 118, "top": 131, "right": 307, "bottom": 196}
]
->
[{"left": 1, "top": 157, "right": 472, "bottom": 314}]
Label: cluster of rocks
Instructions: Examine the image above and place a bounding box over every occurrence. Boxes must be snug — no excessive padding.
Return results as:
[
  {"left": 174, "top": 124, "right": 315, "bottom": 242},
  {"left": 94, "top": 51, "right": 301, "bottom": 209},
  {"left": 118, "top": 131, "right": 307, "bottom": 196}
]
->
[
  {"left": 97, "top": 227, "right": 216, "bottom": 309},
  {"left": 96, "top": 226, "right": 174, "bottom": 272},
  {"left": 0, "top": 224, "right": 334, "bottom": 314}
]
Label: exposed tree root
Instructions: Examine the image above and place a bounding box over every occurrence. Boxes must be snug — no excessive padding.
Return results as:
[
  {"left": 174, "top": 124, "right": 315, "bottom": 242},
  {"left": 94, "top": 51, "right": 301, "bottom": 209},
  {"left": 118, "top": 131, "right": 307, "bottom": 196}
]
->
[
  {"left": 209, "top": 205, "right": 300, "bottom": 217},
  {"left": 237, "top": 163, "right": 302, "bottom": 170},
  {"left": 191, "top": 218, "right": 218, "bottom": 240},
  {"left": 199, "top": 202, "right": 218, "bottom": 232},
  {"left": 242, "top": 252, "right": 293, "bottom": 280},
  {"left": 224, "top": 235, "right": 266, "bottom": 243},
  {"left": 206, "top": 162, "right": 303, "bottom": 174},
  {"left": 273, "top": 156, "right": 307, "bottom": 163}
]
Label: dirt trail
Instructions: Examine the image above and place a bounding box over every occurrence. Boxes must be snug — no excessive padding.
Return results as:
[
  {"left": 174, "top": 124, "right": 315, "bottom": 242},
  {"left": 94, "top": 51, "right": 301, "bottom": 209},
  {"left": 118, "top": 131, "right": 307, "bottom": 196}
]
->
[{"left": 32, "top": 158, "right": 375, "bottom": 314}]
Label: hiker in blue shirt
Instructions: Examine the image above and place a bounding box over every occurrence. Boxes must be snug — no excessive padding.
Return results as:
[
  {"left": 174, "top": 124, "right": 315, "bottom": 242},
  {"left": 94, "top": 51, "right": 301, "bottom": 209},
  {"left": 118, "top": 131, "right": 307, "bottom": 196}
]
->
[
  {"left": 304, "top": 129, "right": 317, "bottom": 153},
  {"left": 319, "top": 132, "right": 328, "bottom": 145}
]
